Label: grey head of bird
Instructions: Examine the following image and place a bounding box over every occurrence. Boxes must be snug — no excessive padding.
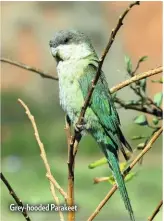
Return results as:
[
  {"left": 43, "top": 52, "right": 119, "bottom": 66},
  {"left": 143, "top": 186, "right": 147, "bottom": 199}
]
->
[{"left": 49, "top": 29, "right": 96, "bottom": 62}]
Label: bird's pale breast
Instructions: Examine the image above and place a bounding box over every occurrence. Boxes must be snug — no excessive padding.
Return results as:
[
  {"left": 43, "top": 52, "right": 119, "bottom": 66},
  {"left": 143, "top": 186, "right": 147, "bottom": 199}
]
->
[
  {"left": 57, "top": 59, "right": 99, "bottom": 132},
  {"left": 57, "top": 60, "right": 86, "bottom": 123}
]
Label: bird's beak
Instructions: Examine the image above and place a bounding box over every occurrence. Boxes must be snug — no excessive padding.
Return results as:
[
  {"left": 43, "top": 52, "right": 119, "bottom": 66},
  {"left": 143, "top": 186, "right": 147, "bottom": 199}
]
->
[{"left": 51, "top": 47, "right": 58, "bottom": 57}]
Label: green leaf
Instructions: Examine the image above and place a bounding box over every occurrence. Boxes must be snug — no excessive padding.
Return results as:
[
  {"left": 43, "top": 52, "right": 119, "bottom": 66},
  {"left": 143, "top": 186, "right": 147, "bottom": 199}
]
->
[
  {"left": 134, "top": 115, "right": 148, "bottom": 126},
  {"left": 124, "top": 172, "right": 137, "bottom": 182},
  {"left": 152, "top": 78, "right": 163, "bottom": 83},
  {"left": 138, "top": 55, "right": 148, "bottom": 62},
  {"left": 160, "top": 78, "right": 163, "bottom": 83},
  {"left": 124, "top": 55, "right": 132, "bottom": 74},
  {"left": 88, "top": 157, "right": 107, "bottom": 169},
  {"left": 139, "top": 79, "right": 146, "bottom": 91},
  {"left": 119, "top": 162, "right": 128, "bottom": 172},
  {"left": 152, "top": 117, "right": 159, "bottom": 125},
  {"left": 108, "top": 175, "right": 115, "bottom": 185},
  {"left": 131, "top": 135, "right": 147, "bottom": 140},
  {"left": 112, "top": 92, "right": 117, "bottom": 99},
  {"left": 137, "top": 143, "right": 145, "bottom": 150},
  {"left": 108, "top": 172, "right": 137, "bottom": 185},
  {"left": 153, "top": 92, "right": 163, "bottom": 107}
]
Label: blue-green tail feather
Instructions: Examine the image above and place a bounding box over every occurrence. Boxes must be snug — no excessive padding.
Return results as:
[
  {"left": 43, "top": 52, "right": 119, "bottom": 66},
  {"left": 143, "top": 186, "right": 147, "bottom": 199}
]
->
[{"left": 103, "top": 143, "right": 135, "bottom": 221}]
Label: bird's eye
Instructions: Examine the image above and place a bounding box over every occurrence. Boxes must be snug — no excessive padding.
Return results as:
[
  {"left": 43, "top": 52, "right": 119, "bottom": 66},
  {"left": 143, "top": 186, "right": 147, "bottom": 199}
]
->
[{"left": 64, "top": 38, "right": 69, "bottom": 43}]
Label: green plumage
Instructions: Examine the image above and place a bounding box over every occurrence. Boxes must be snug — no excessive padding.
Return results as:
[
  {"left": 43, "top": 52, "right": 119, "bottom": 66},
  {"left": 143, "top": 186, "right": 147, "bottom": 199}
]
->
[{"left": 79, "top": 61, "right": 132, "bottom": 155}]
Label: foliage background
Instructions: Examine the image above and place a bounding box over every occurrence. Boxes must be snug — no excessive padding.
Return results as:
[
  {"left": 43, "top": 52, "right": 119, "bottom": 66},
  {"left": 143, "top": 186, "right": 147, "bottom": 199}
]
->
[{"left": 1, "top": 1, "right": 162, "bottom": 221}]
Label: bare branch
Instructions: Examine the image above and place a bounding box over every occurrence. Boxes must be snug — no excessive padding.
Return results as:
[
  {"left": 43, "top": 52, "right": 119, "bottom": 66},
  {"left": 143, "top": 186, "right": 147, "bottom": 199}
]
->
[
  {"left": 110, "top": 66, "right": 163, "bottom": 93},
  {"left": 0, "top": 172, "right": 31, "bottom": 221},
  {"left": 46, "top": 173, "right": 67, "bottom": 200},
  {"left": 49, "top": 179, "right": 65, "bottom": 221},
  {"left": 94, "top": 177, "right": 109, "bottom": 184},
  {"left": 148, "top": 200, "right": 163, "bottom": 221},
  {"left": 64, "top": 116, "right": 76, "bottom": 221},
  {"left": 87, "top": 127, "right": 163, "bottom": 221},
  {"left": 1, "top": 58, "right": 58, "bottom": 80},
  {"left": 18, "top": 99, "right": 66, "bottom": 221},
  {"left": 114, "top": 97, "right": 163, "bottom": 118}
]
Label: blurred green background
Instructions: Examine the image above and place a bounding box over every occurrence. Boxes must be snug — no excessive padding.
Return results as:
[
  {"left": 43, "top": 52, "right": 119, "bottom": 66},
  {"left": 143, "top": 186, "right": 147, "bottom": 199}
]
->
[{"left": 1, "top": 1, "right": 162, "bottom": 221}]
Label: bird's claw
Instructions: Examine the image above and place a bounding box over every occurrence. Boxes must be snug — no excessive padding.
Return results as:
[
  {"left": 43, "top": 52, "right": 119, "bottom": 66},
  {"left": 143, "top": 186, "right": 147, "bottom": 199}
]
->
[{"left": 75, "top": 123, "right": 86, "bottom": 133}]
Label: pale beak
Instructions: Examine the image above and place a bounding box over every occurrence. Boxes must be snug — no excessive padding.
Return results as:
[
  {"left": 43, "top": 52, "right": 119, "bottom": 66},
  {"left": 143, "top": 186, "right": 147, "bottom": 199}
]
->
[{"left": 51, "top": 47, "right": 58, "bottom": 57}]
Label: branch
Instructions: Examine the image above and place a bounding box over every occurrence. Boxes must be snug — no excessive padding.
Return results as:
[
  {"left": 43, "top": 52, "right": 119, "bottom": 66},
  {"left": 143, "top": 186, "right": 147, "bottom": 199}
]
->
[
  {"left": 46, "top": 173, "right": 67, "bottom": 199},
  {"left": 0, "top": 172, "right": 31, "bottom": 221},
  {"left": 18, "top": 99, "right": 66, "bottom": 221},
  {"left": 147, "top": 97, "right": 163, "bottom": 112},
  {"left": 1, "top": 58, "right": 58, "bottom": 81},
  {"left": 64, "top": 116, "right": 76, "bottom": 221},
  {"left": 94, "top": 177, "right": 109, "bottom": 184},
  {"left": 148, "top": 200, "right": 163, "bottom": 221},
  {"left": 125, "top": 57, "right": 163, "bottom": 113},
  {"left": 110, "top": 66, "right": 163, "bottom": 93},
  {"left": 114, "top": 97, "right": 163, "bottom": 117},
  {"left": 130, "top": 57, "right": 143, "bottom": 76},
  {"left": 87, "top": 127, "right": 163, "bottom": 221}
]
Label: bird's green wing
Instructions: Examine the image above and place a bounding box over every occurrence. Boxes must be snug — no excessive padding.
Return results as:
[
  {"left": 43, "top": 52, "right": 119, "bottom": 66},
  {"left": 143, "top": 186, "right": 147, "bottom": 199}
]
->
[
  {"left": 78, "top": 62, "right": 119, "bottom": 132},
  {"left": 78, "top": 61, "right": 132, "bottom": 156}
]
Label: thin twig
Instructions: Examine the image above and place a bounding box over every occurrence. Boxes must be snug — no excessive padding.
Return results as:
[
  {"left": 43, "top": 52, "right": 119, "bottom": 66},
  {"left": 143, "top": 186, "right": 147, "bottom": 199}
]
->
[
  {"left": 147, "top": 97, "right": 163, "bottom": 112},
  {"left": 87, "top": 127, "right": 163, "bottom": 221},
  {"left": 131, "top": 59, "right": 142, "bottom": 76},
  {"left": 65, "top": 116, "right": 76, "bottom": 221},
  {"left": 49, "top": 181, "right": 65, "bottom": 221},
  {"left": 94, "top": 177, "right": 109, "bottom": 184},
  {"left": 114, "top": 97, "right": 163, "bottom": 118},
  {"left": 1, "top": 58, "right": 58, "bottom": 80},
  {"left": 148, "top": 200, "right": 163, "bottom": 221},
  {"left": 0, "top": 172, "right": 31, "bottom": 221},
  {"left": 127, "top": 58, "right": 163, "bottom": 113},
  {"left": 112, "top": 67, "right": 163, "bottom": 118},
  {"left": 18, "top": 99, "right": 66, "bottom": 221},
  {"left": 110, "top": 66, "right": 162, "bottom": 93},
  {"left": 46, "top": 173, "right": 67, "bottom": 199}
]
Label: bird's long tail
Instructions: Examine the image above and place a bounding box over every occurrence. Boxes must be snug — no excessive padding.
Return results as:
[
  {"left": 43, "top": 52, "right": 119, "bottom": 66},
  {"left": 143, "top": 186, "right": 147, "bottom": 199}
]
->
[{"left": 104, "top": 145, "right": 135, "bottom": 221}]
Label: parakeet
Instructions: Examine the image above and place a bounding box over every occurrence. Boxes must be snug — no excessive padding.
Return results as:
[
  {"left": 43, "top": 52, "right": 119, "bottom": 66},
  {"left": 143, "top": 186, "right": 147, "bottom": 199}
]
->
[{"left": 49, "top": 29, "right": 135, "bottom": 221}]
